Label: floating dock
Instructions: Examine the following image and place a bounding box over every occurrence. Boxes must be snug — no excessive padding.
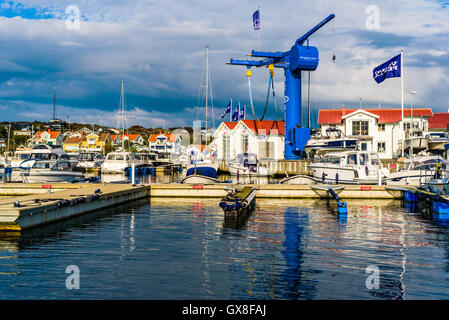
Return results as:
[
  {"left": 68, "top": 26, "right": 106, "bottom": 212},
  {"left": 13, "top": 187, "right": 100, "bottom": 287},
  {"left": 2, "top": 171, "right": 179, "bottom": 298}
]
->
[
  {"left": 0, "top": 182, "right": 406, "bottom": 233},
  {"left": 0, "top": 184, "right": 149, "bottom": 232},
  {"left": 148, "top": 184, "right": 402, "bottom": 199}
]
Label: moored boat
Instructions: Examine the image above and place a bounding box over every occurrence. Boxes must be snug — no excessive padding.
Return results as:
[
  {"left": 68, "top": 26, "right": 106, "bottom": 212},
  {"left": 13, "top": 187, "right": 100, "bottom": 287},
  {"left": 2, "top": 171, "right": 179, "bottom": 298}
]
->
[
  {"left": 308, "top": 151, "right": 388, "bottom": 185},
  {"left": 21, "top": 159, "right": 85, "bottom": 183},
  {"left": 179, "top": 166, "right": 221, "bottom": 184}
]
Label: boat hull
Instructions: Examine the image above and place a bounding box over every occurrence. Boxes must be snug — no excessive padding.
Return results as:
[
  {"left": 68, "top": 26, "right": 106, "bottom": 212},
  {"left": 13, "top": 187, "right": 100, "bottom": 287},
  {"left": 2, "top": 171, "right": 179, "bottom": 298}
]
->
[
  {"left": 227, "top": 164, "right": 270, "bottom": 177},
  {"left": 279, "top": 175, "right": 317, "bottom": 185},
  {"left": 179, "top": 175, "right": 221, "bottom": 184},
  {"left": 308, "top": 164, "right": 380, "bottom": 185},
  {"left": 22, "top": 171, "right": 85, "bottom": 183}
]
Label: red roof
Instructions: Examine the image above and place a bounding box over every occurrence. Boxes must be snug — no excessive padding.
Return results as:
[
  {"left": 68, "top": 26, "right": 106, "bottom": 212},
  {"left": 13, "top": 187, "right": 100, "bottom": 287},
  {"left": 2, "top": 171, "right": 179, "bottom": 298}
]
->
[
  {"left": 148, "top": 133, "right": 177, "bottom": 142},
  {"left": 222, "top": 121, "right": 238, "bottom": 130},
  {"left": 429, "top": 112, "right": 449, "bottom": 129},
  {"left": 34, "top": 130, "right": 61, "bottom": 140},
  {"left": 241, "top": 120, "right": 285, "bottom": 135},
  {"left": 318, "top": 107, "right": 433, "bottom": 124}
]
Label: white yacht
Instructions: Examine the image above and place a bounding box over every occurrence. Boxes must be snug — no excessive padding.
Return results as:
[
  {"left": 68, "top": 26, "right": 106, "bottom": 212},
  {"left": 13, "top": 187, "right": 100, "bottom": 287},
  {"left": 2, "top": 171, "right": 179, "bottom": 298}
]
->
[
  {"left": 76, "top": 152, "right": 104, "bottom": 169},
  {"left": 19, "top": 145, "right": 68, "bottom": 168},
  {"left": 7, "top": 148, "right": 32, "bottom": 168},
  {"left": 21, "top": 159, "right": 85, "bottom": 183},
  {"left": 226, "top": 153, "right": 270, "bottom": 177},
  {"left": 101, "top": 151, "right": 136, "bottom": 173},
  {"left": 385, "top": 156, "right": 445, "bottom": 186},
  {"left": 305, "top": 128, "right": 359, "bottom": 156},
  {"left": 425, "top": 132, "right": 449, "bottom": 153},
  {"left": 308, "top": 151, "right": 389, "bottom": 184}
]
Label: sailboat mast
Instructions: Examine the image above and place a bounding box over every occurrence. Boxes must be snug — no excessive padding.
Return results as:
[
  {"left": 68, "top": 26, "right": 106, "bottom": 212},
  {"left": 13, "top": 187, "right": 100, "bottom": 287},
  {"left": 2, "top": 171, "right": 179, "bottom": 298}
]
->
[
  {"left": 205, "top": 45, "right": 209, "bottom": 145},
  {"left": 53, "top": 87, "right": 56, "bottom": 120},
  {"left": 121, "top": 80, "right": 125, "bottom": 151}
]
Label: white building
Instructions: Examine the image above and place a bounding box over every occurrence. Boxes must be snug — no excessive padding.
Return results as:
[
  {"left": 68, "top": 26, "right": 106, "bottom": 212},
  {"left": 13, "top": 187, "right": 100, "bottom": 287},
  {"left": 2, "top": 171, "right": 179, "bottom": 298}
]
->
[
  {"left": 318, "top": 107, "right": 433, "bottom": 159},
  {"left": 148, "top": 132, "right": 183, "bottom": 155},
  {"left": 212, "top": 120, "right": 285, "bottom": 161}
]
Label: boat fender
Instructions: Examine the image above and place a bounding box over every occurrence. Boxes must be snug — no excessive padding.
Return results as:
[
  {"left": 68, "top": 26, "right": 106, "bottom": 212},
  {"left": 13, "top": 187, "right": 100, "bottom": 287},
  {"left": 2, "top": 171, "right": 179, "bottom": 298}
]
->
[
  {"left": 95, "top": 189, "right": 102, "bottom": 194},
  {"left": 14, "top": 201, "right": 21, "bottom": 208}
]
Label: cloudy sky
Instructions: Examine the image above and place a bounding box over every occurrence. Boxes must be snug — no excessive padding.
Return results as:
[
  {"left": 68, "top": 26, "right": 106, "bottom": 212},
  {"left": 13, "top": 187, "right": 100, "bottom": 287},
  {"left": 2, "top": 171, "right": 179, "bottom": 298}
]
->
[{"left": 0, "top": 0, "right": 448, "bottom": 129}]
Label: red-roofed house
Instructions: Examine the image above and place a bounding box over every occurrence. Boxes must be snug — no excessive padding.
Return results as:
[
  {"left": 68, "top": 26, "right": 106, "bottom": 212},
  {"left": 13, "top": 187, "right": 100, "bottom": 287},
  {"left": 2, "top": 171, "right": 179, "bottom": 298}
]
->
[
  {"left": 148, "top": 132, "right": 182, "bottom": 154},
  {"left": 318, "top": 106, "right": 433, "bottom": 158},
  {"left": 31, "top": 130, "right": 63, "bottom": 146},
  {"left": 212, "top": 120, "right": 285, "bottom": 160},
  {"left": 428, "top": 112, "right": 449, "bottom": 132}
]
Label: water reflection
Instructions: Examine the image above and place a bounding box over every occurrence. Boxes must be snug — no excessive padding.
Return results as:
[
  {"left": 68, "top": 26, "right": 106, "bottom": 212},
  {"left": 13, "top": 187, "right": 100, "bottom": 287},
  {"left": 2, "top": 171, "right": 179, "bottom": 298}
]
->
[{"left": 0, "top": 198, "right": 449, "bottom": 299}]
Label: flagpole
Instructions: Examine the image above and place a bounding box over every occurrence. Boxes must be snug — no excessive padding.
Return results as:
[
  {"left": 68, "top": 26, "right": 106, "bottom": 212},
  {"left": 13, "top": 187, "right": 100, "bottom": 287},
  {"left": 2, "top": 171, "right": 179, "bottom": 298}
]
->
[
  {"left": 401, "top": 49, "right": 404, "bottom": 157},
  {"left": 230, "top": 98, "right": 232, "bottom": 121},
  {"left": 257, "top": 6, "right": 261, "bottom": 51}
]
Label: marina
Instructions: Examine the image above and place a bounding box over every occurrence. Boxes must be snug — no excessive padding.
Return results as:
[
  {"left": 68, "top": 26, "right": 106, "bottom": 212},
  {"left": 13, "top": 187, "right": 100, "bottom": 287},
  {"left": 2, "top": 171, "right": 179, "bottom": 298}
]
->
[{"left": 0, "top": 1, "right": 448, "bottom": 304}]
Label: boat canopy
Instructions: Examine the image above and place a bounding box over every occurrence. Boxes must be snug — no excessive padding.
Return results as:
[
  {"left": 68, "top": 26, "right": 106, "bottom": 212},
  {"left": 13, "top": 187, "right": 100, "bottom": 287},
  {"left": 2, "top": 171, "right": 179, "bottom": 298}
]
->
[{"left": 186, "top": 166, "right": 217, "bottom": 179}]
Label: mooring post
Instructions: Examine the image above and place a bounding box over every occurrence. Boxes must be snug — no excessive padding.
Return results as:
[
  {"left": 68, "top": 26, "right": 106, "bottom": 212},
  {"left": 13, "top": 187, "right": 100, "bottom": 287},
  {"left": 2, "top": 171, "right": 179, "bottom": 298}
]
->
[{"left": 131, "top": 161, "right": 136, "bottom": 185}]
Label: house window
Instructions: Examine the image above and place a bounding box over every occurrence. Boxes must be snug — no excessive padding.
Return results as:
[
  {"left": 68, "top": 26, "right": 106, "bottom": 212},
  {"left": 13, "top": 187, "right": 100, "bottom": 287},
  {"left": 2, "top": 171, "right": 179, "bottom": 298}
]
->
[
  {"left": 378, "top": 124, "right": 385, "bottom": 131},
  {"left": 352, "top": 120, "right": 369, "bottom": 136},
  {"left": 377, "top": 142, "right": 386, "bottom": 153},
  {"left": 223, "top": 136, "right": 230, "bottom": 160},
  {"left": 242, "top": 135, "right": 249, "bottom": 153},
  {"left": 361, "top": 142, "right": 368, "bottom": 151}
]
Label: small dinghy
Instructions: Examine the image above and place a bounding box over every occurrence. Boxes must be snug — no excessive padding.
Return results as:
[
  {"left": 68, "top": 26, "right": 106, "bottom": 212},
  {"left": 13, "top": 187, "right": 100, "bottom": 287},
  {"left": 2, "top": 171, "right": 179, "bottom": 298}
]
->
[{"left": 219, "top": 186, "right": 256, "bottom": 214}]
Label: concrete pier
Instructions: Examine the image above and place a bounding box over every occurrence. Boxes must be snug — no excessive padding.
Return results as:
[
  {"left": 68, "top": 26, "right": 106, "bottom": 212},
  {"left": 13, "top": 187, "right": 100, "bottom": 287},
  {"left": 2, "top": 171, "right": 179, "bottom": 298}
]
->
[{"left": 0, "top": 184, "right": 149, "bottom": 232}]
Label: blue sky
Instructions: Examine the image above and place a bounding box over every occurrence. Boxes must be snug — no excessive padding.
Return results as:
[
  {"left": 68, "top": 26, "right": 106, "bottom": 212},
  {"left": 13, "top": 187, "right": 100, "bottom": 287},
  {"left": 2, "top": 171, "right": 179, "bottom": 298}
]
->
[{"left": 0, "top": 0, "right": 448, "bottom": 128}]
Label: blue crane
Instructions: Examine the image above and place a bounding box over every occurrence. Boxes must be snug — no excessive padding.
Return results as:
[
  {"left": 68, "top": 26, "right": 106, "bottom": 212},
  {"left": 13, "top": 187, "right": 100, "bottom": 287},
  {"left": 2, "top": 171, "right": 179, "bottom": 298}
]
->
[{"left": 228, "top": 14, "right": 335, "bottom": 160}]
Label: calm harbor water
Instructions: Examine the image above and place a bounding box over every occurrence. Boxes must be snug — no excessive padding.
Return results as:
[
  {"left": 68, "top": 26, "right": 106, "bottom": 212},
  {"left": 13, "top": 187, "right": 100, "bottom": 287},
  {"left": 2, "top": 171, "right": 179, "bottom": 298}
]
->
[{"left": 0, "top": 197, "right": 448, "bottom": 300}]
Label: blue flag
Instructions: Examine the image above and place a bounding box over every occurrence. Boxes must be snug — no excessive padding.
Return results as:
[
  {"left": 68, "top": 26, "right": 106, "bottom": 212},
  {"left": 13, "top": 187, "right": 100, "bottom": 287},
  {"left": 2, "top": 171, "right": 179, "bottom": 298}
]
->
[
  {"left": 253, "top": 9, "right": 260, "bottom": 30},
  {"left": 239, "top": 104, "right": 245, "bottom": 120},
  {"left": 220, "top": 100, "right": 232, "bottom": 119},
  {"left": 373, "top": 54, "right": 401, "bottom": 84},
  {"left": 232, "top": 105, "right": 239, "bottom": 121}
]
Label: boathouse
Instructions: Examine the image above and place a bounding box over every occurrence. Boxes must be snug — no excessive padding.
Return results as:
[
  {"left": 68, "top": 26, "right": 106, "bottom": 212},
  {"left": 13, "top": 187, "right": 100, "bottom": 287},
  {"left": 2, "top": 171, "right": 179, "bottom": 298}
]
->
[{"left": 318, "top": 106, "right": 433, "bottom": 159}]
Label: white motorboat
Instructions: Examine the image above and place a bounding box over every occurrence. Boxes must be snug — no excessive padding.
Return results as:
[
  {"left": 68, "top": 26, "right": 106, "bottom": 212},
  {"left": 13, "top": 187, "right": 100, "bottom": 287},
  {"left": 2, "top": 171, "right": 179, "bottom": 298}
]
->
[
  {"left": 385, "top": 156, "right": 445, "bottom": 186},
  {"left": 426, "top": 132, "right": 449, "bottom": 153},
  {"left": 101, "top": 152, "right": 136, "bottom": 173},
  {"left": 7, "top": 148, "right": 32, "bottom": 168},
  {"left": 19, "top": 145, "right": 68, "bottom": 168},
  {"left": 76, "top": 152, "right": 104, "bottom": 169},
  {"left": 227, "top": 153, "right": 270, "bottom": 177},
  {"left": 21, "top": 159, "right": 85, "bottom": 183},
  {"left": 308, "top": 151, "right": 389, "bottom": 184},
  {"left": 179, "top": 166, "right": 221, "bottom": 184},
  {"left": 305, "top": 128, "right": 359, "bottom": 156}
]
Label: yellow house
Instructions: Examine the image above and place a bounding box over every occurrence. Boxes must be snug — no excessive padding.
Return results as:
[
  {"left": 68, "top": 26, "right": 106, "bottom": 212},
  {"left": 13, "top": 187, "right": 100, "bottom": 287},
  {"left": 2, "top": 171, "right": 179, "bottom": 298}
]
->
[
  {"left": 80, "top": 133, "right": 111, "bottom": 153},
  {"left": 63, "top": 136, "right": 84, "bottom": 152}
]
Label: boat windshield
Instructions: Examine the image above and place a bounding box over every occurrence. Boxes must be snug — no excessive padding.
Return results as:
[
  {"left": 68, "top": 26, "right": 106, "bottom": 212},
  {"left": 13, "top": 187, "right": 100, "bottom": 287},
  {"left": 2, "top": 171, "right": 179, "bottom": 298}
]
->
[
  {"left": 78, "top": 153, "right": 95, "bottom": 161},
  {"left": 30, "top": 153, "right": 58, "bottom": 160},
  {"left": 320, "top": 155, "right": 340, "bottom": 164},
  {"left": 32, "top": 162, "right": 52, "bottom": 169},
  {"left": 52, "top": 162, "right": 72, "bottom": 171}
]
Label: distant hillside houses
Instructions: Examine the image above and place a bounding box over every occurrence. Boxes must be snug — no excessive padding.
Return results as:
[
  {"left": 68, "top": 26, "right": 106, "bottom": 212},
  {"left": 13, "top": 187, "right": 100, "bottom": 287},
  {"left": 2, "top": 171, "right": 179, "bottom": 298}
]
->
[{"left": 31, "top": 130, "right": 64, "bottom": 146}]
